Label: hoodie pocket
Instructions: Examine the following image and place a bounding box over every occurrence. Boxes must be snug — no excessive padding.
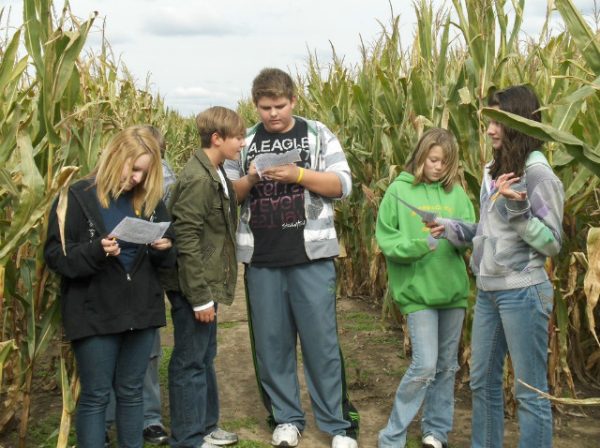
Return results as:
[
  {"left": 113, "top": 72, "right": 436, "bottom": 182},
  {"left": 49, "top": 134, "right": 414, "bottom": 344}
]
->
[
  {"left": 474, "top": 234, "right": 528, "bottom": 277},
  {"left": 406, "top": 252, "right": 469, "bottom": 306}
]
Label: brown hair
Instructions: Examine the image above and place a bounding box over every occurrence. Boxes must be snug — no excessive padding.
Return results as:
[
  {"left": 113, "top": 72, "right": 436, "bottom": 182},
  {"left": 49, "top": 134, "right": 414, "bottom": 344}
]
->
[
  {"left": 94, "top": 125, "right": 163, "bottom": 217},
  {"left": 404, "top": 128, "right": 460, "bottom": 192},
  {"left": 251, "top": 68, "right": 295, "bottom": 104},
  {"left": 145, "top": 125, "right": 166, "bottom": 156},
  {"left": 196, "top": 106, "right": 246, "bottom": 148},
  {"left": 487, "top": 85, "right": 543, "bottom": 179}
]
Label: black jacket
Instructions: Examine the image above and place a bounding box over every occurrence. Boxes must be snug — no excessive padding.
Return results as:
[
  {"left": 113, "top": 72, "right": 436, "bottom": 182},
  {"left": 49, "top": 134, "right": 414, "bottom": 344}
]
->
[{"left": 44, "top": 178, "right": 176, "bottom": 341}]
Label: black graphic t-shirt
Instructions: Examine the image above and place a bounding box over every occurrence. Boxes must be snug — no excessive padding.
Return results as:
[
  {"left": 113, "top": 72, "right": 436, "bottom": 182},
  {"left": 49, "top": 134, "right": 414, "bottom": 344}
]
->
[{"left": 246, "top": 120, "right": 310, "bottom": 267}]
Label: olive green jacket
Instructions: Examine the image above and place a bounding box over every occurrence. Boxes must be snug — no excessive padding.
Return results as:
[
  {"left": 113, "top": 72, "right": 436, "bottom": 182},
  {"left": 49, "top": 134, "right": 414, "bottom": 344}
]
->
[{"left": 161, "top": 149, "right": 238, "bottom": 307}]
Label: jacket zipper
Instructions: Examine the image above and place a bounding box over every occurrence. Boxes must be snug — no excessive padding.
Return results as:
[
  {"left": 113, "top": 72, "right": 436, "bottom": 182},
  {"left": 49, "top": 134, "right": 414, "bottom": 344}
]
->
[{"left": 127, "top": 272, "right": 133, "bottom": 330}]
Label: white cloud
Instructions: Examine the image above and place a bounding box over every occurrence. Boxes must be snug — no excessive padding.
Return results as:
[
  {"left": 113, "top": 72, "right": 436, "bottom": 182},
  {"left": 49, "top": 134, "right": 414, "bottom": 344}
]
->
[
  {"left": 141, "top": 6, "right": 244, "bottom": 37},
  {"left": 1, "top": 0, "right": 596, "bottom": 116},
  {"left": 171, "top": 86, "right": 228, "bottom": 99}
]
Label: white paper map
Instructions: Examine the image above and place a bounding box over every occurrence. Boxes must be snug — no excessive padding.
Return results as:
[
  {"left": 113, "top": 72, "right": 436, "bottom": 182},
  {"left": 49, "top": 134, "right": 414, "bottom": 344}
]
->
[
  {"left": 110, "top": 217, "right": 170, "bottom": 244},
  {"left": 388, "top": 192, "right": 438, "bottom": 222},
  {"left": 254, "top": 148, "right": 301, "bottom": 177}
]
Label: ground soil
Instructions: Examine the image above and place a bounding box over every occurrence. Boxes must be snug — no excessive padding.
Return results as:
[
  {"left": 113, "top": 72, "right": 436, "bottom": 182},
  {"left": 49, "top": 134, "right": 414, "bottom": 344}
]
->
[{"left": 2, "top": 267, "right": 599, "bottom": 447}]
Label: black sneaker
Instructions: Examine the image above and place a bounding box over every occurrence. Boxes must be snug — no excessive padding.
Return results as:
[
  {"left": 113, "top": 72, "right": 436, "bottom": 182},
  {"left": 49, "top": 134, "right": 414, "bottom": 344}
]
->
[
  {"left": 104, "top": 432, "right": 111, "bottom": 448},
  {"left": 143, "top": 425, "right": 169, "bottom": 445}
]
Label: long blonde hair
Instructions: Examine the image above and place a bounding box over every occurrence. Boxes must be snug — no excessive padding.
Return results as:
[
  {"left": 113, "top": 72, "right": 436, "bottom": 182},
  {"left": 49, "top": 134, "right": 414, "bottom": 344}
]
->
[
  {"left": 94, "top": 126, "right": 163, "bottom": 217},
  {"left": 404, "top": 128, "right": 460, "bottom": 192}
]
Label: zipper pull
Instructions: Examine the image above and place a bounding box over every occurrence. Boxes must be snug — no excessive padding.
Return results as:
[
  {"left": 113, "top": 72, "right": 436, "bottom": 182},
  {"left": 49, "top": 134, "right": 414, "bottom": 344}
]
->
[{"left": 126, "top": 273, "right": 131, "bottom": 281}]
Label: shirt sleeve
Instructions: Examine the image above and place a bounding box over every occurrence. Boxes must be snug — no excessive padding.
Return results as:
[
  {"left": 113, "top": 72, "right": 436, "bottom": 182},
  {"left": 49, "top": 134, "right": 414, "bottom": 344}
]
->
[
  {"left": 171, "top": 175, "right": 213, "bottom": 307},
  {"left": 375, "top": 187, "right": 433, "bottom": 264},
  {"left": 223, "top": 156, "right": 243, "bottom": 181},
  {"left": 505, "top": 167, "right": 564, "bottom": 257},
  {"left": 318, "top": 122, "right": 352, "bottom": 199},
  {"left": 44, "top": 193, "right": 108, "bottom": 279}
]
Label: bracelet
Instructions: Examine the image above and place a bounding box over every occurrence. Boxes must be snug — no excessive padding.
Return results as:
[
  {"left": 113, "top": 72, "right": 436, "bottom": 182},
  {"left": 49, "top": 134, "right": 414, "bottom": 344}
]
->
[{"left": 296, "top": 167, "right": 305, "bottom": 184}]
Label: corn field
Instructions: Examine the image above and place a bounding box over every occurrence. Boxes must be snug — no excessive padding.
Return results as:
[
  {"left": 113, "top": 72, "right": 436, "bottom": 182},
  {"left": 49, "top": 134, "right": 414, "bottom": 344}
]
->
[{"left": 0, "top": 0, "right": 599, "bottom": 446}]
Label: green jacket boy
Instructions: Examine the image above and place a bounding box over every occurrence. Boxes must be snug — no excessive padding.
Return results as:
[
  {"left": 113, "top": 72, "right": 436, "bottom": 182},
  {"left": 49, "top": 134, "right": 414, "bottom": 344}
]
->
[
  {"left": 164, "top": 106, "right": 245, "bottom": 448},
  {"left": 162, "top": 148, "right": 238, "bottom": 308}
]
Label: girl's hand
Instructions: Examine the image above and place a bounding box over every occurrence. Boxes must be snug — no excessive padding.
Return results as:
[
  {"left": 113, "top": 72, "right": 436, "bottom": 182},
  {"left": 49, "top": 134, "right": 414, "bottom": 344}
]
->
[
  {"left": 496, "top": 173, "right": 527, "bottom": 201},
  {"left": 151, "top": 238, "right": 173, "bottom": 251},
  {"left": 425, "top": 221, "right": 445, "bottom": 238},
  {"left": 101, "top": 238, "right": 120, "bottom": 257}
]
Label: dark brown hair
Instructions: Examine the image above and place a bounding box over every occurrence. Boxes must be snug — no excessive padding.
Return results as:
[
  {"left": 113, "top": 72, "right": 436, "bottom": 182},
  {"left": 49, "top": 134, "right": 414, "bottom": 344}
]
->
[{"left": 487, "top": 85, "right": 543, "bottom": 179}]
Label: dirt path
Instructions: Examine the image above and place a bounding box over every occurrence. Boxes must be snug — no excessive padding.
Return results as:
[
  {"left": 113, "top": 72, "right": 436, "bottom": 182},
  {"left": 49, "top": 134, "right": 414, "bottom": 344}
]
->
[{"left": 179, "top": 268, "right": 600, "bottom": 448}]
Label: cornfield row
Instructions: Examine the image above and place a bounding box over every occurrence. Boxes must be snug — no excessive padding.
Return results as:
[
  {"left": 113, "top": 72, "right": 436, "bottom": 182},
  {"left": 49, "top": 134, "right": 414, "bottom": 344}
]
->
[{"left": 0, "top": 0, "right": 598, "bottom": 446}]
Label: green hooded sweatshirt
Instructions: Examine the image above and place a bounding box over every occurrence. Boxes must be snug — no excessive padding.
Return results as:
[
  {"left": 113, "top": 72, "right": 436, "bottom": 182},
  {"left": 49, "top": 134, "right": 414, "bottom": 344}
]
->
[{"left": 376, "top": 171, "right": 475, "bottom": 314}]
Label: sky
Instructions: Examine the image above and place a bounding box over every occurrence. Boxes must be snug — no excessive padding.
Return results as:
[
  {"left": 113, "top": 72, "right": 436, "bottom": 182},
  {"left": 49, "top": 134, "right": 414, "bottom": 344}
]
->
[{"left": 0, "top": 0, "right": 596, "bottom": 116}]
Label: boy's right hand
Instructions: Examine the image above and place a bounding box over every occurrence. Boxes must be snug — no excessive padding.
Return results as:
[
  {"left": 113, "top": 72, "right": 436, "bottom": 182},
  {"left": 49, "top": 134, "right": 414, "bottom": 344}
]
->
[{"left": 194, "top": 306, "right": 216, "bottom": 323}]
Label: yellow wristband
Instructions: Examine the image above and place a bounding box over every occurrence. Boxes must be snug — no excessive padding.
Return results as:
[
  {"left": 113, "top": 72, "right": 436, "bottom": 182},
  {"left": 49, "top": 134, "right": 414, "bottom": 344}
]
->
[{"left": 296, "top": 167, "right": 305, "bottom": 184}]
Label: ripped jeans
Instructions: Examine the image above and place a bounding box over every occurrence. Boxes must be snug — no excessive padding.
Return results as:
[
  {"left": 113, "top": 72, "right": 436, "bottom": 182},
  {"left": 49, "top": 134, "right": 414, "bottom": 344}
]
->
[{"left": 378, "top": 308, "right": 465, "bottom": 448}]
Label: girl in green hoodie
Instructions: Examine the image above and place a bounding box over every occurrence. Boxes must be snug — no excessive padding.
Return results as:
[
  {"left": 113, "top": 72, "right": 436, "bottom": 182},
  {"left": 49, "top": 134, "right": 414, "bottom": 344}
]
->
[{"left": 376, "top": 128, "right": 475, "bottom": 448}]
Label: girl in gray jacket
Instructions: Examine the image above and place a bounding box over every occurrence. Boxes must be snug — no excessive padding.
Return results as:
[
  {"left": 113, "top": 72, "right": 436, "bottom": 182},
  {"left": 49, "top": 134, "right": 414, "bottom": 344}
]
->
[{"left": 430, "top": 85, "right": 564, "bottom": 448}]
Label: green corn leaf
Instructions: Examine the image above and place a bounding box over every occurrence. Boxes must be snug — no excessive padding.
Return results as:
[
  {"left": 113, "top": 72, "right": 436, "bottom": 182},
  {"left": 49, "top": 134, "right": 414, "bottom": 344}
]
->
[
  {"left": 23, "top": 0, "right": 44, "bottom": 74},
  {"left": 0, "top": 29, "right": 23, "bottom": 92},
  {"left": 481, "top": 107, "right": 600, "bottom": 177},
  {"left": 555, "top": 0, "right": 600, "bottom": 73}
]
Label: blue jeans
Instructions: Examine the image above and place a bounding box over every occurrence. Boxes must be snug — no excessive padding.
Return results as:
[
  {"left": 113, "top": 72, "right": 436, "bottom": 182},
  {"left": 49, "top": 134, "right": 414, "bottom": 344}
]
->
[
  {"left": 143, "top": 329, "right": 163, "bottom": 427},
  {"left": 470, "top": 282, "right": 554, "bottom": 448},
  {"left": 378, "top": 308, "right": 465, "bottom": 448},
  {"left": 72, "top": 328, "right": 155, "bottom": 448},
  {"left": 106, "top": 329, "right": 163, "bottom": 429},
  {"left": 167, "top": 291, "right": 219, "bottom": 447}
]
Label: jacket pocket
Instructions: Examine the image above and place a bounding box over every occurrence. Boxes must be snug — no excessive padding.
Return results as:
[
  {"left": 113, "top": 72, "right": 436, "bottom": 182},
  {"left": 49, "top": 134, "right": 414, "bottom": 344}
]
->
[{"left": 200, "top": 242, "right": 216, "bottom": 260}]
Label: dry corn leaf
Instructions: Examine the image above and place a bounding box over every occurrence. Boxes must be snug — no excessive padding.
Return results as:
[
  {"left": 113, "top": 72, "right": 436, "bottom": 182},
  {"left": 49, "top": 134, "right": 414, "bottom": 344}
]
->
[
  {"left": 518, "top": 379, "right": 600, "bottom": 406},
  {"left": 583, "top": 227, "right": 600, "bottom": 347}
]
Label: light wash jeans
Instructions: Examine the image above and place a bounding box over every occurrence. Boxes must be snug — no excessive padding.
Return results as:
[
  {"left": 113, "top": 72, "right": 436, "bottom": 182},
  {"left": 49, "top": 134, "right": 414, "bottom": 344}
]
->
[
  {"left": 167, "top": 291, "right": 220, "bottom": 448},
  {"left": 470, "top": 281, "right": 554, "bottom": 448},
  {"left": 72, "top": 328, "right": 155, "bottom": 448},
  {"left": 378, "top": 308, "right": 465, "bottom": 448}
]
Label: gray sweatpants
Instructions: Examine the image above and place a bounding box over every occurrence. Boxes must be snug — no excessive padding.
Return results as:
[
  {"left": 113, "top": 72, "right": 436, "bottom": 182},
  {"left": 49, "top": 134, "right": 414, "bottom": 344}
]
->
[{"left": 245, "top": 259, "right": 358, "bottom": 437}]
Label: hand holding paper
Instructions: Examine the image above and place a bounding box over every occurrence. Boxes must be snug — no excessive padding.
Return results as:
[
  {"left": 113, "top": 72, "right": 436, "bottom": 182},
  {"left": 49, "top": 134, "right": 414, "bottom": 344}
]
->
[
  {"left": 254, "top": 148, "right": 301, "bottom": 178},
  {"left": 110, "top": 217, "right": 171, "bottom": 245}
]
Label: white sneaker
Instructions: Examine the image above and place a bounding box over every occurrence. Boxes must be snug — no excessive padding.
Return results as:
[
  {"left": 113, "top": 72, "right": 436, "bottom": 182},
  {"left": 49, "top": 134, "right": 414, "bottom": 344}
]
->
[
  {"left": 204, "top": 427, "right": 238, "bottom": 446},
  {"left": 422, "top": 435, "right": 445, "bottom": 448},
  {"left": 271, "top": 423, "right": 301, "bottom": 447},
  {"left": 200, "top": 443, "right": 219, "bottom": 448},
  {"left": 331, "top": 434, "right": 358, "bottom": 448}
]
